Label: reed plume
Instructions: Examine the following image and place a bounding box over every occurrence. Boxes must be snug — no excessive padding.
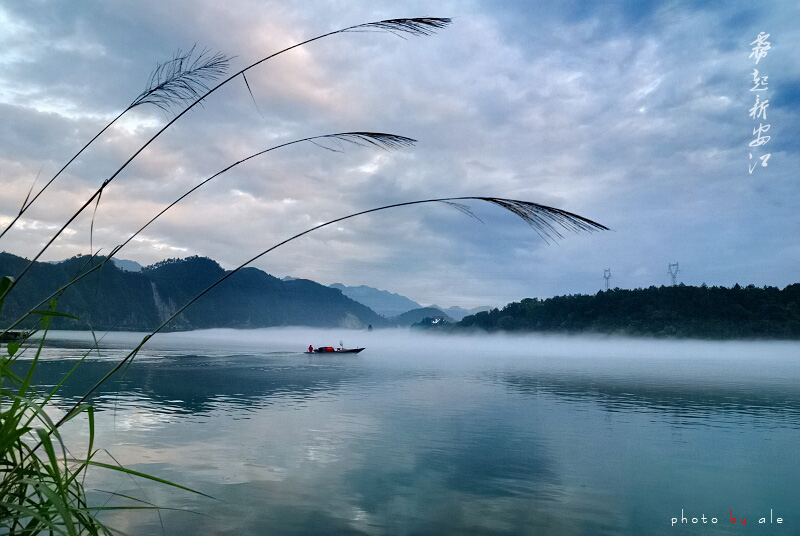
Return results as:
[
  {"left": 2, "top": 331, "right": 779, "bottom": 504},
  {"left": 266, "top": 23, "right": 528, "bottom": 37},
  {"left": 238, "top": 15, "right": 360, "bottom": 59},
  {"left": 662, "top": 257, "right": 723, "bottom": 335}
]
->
[
  {"left": 0, "top": 49, "right": 231, "bottom": 242},
  {"left": 129, "top": 46, "right": 230, "bottom": 113},
  {"left": 344, "top": 17, "right": 452, "bottom": 37},
  {"left": 4, "top": 17, "right": 452, "bottom": 292},
  {"left": 107, "top": 132, "right": 415, "bottom": 258},
  {"left": 56, "top": 195, "right": 607, "bottom": 428},
  {"left": 2, "top": 17, "right": 464, "bottom": 532},
  {"left": 0, "top": 132, "right": 416, "bottom": 339}
]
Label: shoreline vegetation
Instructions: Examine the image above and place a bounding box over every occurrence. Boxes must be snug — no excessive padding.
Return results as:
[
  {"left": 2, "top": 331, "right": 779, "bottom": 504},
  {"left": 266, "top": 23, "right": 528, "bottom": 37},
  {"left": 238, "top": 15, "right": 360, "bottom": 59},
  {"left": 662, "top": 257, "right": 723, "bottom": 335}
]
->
[{"left": 417, "top": 283, "right": 800, "bottom": 340}]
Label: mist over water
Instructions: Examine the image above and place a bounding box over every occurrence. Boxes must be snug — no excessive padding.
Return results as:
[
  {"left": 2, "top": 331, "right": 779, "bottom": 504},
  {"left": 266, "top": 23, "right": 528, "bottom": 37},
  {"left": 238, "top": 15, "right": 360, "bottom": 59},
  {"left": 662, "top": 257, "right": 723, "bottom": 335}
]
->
[{"left": 29, "top": 329, "right": 800, "bottom": 535}]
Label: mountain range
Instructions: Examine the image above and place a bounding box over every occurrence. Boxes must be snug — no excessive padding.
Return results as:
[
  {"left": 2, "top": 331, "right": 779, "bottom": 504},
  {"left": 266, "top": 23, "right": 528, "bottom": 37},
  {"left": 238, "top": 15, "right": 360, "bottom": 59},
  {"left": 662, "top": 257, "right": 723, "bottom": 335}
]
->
[
  {"left": 328, "top": 283, "right": 422, "bottom": 318},
  {"left": 428, "top": 304, "right": 492, "bottom": 321},
  {"left": 2, "top": 253, "right": 492, "bottom": 331},
  {"left": 326, "top": 284, "right": 491, "bottom": 321},
  {"left": 0, "top": 253, "right": 386, "bottom": 331},
  {"left": 11, "top": 253, "right": 793, "bottom": 339}
]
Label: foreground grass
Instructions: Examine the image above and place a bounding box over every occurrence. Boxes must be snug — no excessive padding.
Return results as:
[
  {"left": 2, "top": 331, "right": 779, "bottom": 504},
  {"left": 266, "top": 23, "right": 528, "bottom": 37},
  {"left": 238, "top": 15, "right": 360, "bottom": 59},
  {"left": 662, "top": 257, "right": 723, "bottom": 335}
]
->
[{"left": 1, "top": 275, "right": 207, "bottom": 534}]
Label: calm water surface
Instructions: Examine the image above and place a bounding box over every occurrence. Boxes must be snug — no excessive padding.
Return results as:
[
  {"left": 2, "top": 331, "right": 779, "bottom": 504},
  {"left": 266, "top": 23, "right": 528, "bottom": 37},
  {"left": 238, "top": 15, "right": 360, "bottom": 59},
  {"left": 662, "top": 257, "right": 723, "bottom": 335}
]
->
[{"left": 29, "top": 329, "right": 800, "bottom": 535}]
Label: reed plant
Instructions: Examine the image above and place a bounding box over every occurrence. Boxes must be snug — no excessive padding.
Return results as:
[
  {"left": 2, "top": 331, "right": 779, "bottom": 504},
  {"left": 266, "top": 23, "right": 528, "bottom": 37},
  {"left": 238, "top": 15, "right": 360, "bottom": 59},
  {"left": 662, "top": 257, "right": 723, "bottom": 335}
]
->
[
  {"left": 0, "top": 15, "right": 607, "bottom": 534},
  {"left": 1, "top": 288, "right": 206, "bottom": 534}
]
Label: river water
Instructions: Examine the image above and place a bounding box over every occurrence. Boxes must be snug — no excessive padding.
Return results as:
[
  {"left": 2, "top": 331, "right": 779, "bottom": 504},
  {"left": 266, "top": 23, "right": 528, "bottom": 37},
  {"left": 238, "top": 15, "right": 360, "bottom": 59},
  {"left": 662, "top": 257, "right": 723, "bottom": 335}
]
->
[{"left": 28, "top": 328, "right": 800, "bottom": 535}]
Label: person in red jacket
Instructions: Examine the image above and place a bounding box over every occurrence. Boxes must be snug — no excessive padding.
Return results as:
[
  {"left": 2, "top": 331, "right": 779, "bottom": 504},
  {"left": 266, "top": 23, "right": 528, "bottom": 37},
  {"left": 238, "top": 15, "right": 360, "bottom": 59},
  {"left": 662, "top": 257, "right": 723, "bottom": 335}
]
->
[{"left": 308, "top": 345, "right": 313, "bottom": 353}]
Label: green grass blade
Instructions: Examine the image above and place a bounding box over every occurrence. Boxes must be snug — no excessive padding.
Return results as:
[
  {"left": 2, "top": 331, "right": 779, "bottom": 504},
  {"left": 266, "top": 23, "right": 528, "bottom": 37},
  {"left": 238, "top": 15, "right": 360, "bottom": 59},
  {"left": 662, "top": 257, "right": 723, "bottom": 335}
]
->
[
  {"left": 76, "top": 460, "right": 215, "bottom": 499},
  {"left": 27, "top": 310, "right": 81, "bottom": 320}
]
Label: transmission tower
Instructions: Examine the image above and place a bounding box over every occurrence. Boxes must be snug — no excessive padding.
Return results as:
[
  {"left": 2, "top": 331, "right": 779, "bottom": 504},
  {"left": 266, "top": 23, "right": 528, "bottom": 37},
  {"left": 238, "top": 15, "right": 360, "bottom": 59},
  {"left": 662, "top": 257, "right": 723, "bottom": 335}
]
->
[
  {"left": 668, "top": 262, "right": 680, "bottom": 286},
  {"left": 603, "top": 268, "right": 611, "bottom": 290}
]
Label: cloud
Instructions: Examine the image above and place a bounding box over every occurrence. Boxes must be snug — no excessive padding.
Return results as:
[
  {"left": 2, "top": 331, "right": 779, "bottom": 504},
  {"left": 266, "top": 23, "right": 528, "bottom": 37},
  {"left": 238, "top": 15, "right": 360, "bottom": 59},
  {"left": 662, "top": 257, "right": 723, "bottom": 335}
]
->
[{"left": 0, "top": 1, "right": 798, "bottom": 308}]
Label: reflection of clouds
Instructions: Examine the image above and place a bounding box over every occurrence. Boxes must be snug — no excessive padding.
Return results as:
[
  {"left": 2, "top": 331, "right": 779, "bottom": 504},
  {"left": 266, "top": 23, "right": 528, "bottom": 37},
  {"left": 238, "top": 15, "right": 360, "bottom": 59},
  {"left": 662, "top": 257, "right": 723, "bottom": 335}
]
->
[
  {"left": 31, "top": 331, "right": 800, "bottom": 534},
  {"left": 97, "top": 380, "right": 579, "bottom": 533},
  {"left": 111, "top": 408, "right": 177, "bottom": 432},
  {"left": 304, "top": 439, "right": 337, "bottom": 465},
  {"left": 2, "top": 3, "right": 798, "bottom": 305},
  {"left": 503, "top": 372, "right": 800, "bottom": 425}
]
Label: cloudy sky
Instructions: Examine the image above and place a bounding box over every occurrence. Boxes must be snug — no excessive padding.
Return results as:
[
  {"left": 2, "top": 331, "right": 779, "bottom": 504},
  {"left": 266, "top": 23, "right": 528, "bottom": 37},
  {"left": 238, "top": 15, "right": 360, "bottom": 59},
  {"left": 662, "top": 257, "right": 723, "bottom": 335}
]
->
[{"left": 1, "top": 1, "right": 798, "bottom": 308}]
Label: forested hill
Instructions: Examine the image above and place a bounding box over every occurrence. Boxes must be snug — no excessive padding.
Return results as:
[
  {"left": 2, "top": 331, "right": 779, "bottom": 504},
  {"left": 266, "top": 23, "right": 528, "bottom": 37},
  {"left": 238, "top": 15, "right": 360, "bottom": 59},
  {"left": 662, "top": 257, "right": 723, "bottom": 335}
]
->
[
  {"left": 0, "top": 253, "right": 386, "bottom": 331},
  {"left": 455, "top": 284, "right": 800, "bottom": 339}
]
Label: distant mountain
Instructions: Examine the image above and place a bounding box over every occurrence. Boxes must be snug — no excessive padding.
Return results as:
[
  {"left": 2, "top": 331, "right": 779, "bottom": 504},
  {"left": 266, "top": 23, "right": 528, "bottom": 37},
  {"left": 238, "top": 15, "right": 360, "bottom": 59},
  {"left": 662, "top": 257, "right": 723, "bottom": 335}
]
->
[
  {"left": 429, "top": 305, "right": 492, "bottom": 321},
  {"left": 111, "top": 258, "right": 143, "bottom": 272},
  {"left": 0, "top": 253, "right": 386, "bottom": 331},
  {"left": 391, "top": 307, "right": 454, "bottom": 326},
  {"left": 329, "top": 283, "right": 421, "bottom": 318}
]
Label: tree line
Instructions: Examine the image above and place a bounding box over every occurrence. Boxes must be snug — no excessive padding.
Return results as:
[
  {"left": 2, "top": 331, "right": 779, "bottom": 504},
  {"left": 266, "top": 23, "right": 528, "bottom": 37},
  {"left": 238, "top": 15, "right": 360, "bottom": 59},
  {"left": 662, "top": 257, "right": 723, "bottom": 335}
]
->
[{"left": 436, "top": 284, "right": 800, "bottom": 339}]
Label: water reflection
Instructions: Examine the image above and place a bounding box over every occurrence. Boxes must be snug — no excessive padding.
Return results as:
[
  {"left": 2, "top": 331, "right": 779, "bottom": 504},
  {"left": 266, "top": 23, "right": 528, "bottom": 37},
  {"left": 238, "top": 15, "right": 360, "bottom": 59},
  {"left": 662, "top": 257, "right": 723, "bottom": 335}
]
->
[
  {"left": 502, "top": 373, "right": 800, "bottom": 425},
  {"left": 30, "top": 353, "right": 363, "bottom": 417},
  {"left": 19, "top": 330, "right": 800, "bottom": 535}
]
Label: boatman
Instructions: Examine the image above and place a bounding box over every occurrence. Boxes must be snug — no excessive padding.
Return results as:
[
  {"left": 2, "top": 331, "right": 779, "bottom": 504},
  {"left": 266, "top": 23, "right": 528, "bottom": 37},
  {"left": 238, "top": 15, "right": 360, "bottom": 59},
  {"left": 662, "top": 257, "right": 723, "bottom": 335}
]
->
[{"left": 308, "top": 345, "right": 313, "bottom": 353}]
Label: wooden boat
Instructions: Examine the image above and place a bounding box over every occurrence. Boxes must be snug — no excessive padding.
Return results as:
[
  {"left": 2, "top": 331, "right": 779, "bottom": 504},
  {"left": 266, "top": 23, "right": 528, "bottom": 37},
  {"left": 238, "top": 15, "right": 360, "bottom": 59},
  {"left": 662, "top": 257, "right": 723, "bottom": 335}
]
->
[{"left": 305, "top": 346, "right": 365, "bottom": 354}]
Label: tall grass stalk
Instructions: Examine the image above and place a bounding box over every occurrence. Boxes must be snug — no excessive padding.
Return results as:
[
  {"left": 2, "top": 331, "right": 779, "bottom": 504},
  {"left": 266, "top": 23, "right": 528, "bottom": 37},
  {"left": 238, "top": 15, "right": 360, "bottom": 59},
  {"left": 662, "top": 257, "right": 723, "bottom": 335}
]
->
[
  {"left": 0, "top": 133, "right": 414, "bottom": 341},
  {"left": 1, "top": 17, "right": 455, "bottom": 533},
  {"left": 0, "top": 132, "right": 416, "bottom": 344},
  {"left": 0, "top": 48, "right": 230, "bottom": 243},
  {"left": 1, "top": 14, "right": 610, "bottom": 534},
  {"left": 3, "top": 18, "right": 452, "bottom": 292},
  {"left": 0, "top": 295, "right": 204, "bottom": 534},
  {"left": 56, "top": 196, "right": 608, "bottom": 427}
]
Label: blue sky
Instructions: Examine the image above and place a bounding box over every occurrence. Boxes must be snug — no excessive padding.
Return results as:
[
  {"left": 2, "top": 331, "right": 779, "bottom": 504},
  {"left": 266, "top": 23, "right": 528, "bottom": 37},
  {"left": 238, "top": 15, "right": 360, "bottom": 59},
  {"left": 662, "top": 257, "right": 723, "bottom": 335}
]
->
[{"left": 0, "top": 1, "right": 798, "bottom": 308}]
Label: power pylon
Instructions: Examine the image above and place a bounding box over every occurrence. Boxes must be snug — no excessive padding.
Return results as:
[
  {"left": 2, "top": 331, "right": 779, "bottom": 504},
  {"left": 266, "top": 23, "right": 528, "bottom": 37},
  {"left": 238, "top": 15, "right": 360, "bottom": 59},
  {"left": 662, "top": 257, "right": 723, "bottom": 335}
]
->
[{"left": 668, "top": 262, "right": 680, "bottom": 286}]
